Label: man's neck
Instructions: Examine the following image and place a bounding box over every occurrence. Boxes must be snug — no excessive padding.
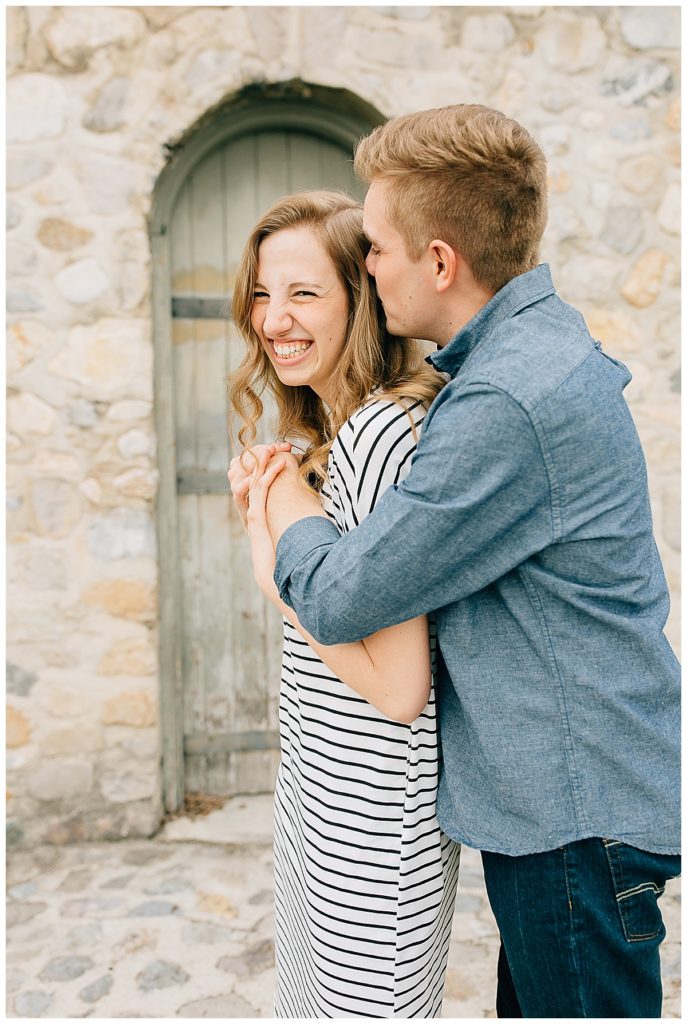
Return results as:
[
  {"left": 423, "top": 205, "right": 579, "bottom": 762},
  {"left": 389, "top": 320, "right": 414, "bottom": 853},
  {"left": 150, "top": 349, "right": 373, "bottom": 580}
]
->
[{"left": 433, "top": 286, "right": 495, "bottom": 348}]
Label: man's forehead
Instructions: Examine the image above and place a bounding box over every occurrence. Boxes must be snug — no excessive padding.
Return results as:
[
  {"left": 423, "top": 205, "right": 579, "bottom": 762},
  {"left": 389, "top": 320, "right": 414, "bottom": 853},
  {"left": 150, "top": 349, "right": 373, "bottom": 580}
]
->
[{"left": 362, "top": 182, "right": 389, "bottom": 239}]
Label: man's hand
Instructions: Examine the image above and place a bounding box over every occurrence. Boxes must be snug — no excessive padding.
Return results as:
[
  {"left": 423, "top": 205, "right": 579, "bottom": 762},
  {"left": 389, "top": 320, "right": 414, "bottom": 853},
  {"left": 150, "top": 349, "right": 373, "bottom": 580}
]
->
[
  {"left": 245, "top": 449, "right": 287, "bottom": 602},
  {"left": 265, "top": 452, "right": 328, "bottom": 544},
  {"left": 228, "top": 442, "right": 292, "bottom": 529}
]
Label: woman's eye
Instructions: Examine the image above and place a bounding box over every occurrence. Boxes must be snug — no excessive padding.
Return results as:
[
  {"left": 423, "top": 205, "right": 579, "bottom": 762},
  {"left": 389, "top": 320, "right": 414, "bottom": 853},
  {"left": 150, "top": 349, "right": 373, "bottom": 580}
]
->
[
  {"left": 294, "top": 290, "right": 316, "bottom": 297},
  {"left": 252, "top": 291, "right": 269, "bottom": 301},
  {"left": 368, "top": 246, "right": 380, "bottom": 257}
]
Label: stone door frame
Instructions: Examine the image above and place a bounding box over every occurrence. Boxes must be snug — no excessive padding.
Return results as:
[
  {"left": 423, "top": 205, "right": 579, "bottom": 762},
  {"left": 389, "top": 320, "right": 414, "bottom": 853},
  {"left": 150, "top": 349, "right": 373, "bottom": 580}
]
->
[{"left": 149, "top": 80, "right": 384, "bottom": 812}]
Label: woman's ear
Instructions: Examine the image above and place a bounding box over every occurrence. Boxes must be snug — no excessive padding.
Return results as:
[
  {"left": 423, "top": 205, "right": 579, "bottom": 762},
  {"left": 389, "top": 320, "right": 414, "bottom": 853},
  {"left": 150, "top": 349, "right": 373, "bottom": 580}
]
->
[{"left": 428, "top": 239, "right": 457, "bottom": 293}]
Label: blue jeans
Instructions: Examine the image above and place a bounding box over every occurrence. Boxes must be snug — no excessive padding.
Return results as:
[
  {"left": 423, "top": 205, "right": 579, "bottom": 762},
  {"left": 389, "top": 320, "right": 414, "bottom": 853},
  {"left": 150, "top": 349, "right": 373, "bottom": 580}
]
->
[{"left": 481, "top": 838, "right": 680, "bottom": 1018}]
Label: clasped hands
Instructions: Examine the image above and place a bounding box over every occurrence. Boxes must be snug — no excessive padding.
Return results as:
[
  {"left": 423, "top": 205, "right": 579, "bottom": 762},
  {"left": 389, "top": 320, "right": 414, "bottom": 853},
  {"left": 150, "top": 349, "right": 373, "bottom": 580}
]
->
[
  {"left": 227, "top": 442, "right": 295, "bottom": 530},
  {"left": 228, "top": 442, "right": 328, "bottom": 602}
]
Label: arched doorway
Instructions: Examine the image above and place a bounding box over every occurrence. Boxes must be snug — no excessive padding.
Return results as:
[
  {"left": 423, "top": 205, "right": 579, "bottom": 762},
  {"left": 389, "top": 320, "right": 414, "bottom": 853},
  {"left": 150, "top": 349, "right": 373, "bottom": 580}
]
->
[{"left": 151, "top": 81, "right": 384, "bottom": 811}]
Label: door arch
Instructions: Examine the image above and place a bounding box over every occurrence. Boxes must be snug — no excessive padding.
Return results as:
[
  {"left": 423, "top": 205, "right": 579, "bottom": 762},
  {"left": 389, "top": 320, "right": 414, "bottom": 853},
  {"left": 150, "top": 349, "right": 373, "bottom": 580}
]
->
[{"left": 151, "top": 81, "right": 384, "bottom": 811}]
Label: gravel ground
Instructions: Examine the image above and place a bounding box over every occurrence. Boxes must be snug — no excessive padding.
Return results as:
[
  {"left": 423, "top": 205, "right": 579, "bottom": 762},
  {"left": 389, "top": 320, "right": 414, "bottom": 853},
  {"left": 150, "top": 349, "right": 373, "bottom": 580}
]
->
[{"left": 6, "top": 795, "right": 681, "bottom": 1018}]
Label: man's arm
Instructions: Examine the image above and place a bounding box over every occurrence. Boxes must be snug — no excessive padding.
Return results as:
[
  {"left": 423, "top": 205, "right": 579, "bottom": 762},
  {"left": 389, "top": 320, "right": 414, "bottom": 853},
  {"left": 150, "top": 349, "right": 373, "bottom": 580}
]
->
[{"left": 271, "top": 384, "right": 555, "bottom": 645}]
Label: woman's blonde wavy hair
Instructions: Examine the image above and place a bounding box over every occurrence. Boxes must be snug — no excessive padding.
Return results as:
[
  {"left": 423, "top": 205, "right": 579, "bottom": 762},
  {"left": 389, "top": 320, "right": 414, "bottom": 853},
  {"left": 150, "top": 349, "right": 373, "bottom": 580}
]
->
[{"left": 228, "top": 190, "right": 443, "bottom": 491}]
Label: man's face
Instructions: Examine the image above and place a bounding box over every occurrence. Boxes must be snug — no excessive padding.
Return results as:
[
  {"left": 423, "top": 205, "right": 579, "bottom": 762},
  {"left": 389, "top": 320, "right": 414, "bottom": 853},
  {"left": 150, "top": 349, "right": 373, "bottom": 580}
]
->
[{"left": 363, "top": 180, "right": 435, "bottom": 341}]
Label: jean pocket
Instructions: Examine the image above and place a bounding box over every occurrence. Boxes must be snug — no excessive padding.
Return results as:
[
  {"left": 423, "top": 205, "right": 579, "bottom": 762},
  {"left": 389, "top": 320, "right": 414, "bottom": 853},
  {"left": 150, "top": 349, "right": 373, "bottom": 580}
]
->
[{"left": 602, "top": 839, "right": 667, "bottom": 943}]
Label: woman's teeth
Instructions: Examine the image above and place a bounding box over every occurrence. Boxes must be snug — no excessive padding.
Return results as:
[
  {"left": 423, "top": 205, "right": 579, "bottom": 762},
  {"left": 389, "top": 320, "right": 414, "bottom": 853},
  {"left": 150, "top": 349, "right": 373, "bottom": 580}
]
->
[{"left": 274, "top": 342, "right": 311, "bottom": 359}]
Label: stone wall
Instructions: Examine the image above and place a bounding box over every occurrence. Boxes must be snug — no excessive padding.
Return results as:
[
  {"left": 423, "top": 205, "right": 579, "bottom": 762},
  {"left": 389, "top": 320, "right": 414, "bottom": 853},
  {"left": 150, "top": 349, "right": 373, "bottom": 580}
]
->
[{"left": 6, "top": 6, "right": 681, "bottom": 845}]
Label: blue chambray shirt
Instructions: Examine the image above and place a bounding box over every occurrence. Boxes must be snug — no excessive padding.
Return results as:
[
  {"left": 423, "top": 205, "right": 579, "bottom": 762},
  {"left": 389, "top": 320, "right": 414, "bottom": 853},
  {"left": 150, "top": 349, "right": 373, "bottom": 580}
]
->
[{"left": 274, "top": 264, "right": 680, "bottom": 857}]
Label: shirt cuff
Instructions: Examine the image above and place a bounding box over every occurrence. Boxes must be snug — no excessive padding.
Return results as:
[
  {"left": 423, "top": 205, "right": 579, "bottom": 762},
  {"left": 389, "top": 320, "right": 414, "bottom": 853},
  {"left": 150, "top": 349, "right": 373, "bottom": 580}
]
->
[{"left": 274, "top": 516, "right": 340, "bottom": 606}]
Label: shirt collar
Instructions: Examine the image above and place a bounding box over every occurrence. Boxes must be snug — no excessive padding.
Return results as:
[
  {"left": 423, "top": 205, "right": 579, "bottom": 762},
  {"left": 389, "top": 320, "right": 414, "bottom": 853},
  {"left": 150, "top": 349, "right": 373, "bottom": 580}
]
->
[{"left": 428, "top": 263, "right": 556, "bottom": 376}]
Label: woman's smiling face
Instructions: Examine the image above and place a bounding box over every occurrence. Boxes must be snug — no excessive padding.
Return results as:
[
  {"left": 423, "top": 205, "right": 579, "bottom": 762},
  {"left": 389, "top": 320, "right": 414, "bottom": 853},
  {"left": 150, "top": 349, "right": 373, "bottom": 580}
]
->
[{"left": 250, "top": 226, "right": 349, "bottom": 405}]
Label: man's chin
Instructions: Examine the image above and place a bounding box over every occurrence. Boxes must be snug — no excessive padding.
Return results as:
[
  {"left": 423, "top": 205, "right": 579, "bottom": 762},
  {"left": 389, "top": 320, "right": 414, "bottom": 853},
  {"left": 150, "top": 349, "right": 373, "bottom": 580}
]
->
[{"left": 384, "top": 313, "right": 404, "bottom": 337}]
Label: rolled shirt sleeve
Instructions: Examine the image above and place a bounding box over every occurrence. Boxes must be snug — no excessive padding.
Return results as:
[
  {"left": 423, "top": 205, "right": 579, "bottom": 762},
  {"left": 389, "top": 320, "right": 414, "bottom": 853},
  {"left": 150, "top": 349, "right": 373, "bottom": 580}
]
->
[{"left": 275, "top": 384, "right": 555, "bottom": 645}]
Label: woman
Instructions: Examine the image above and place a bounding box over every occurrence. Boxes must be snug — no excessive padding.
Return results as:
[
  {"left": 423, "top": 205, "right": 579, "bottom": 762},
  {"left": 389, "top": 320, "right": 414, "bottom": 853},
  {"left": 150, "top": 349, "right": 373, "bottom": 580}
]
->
[{"left": 228, "top": 190, "right": 460, "bottom": 1018}]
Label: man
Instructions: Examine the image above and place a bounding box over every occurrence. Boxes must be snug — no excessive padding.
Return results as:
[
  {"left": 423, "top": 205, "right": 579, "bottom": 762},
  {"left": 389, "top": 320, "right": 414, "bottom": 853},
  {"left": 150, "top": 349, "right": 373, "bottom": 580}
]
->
[{"left": 246, "top": 105, "right": 681, "bottom": 1017}]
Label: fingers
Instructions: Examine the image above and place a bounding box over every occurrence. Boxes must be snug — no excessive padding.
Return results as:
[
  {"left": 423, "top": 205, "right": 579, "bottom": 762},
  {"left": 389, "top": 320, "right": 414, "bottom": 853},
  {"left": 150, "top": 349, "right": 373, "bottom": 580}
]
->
[
  {"left": 247, "top": 456, "right": 286, "bottom": 524},
  {"left": 229, "top": 443, "right": 292, "bottom": 487}
]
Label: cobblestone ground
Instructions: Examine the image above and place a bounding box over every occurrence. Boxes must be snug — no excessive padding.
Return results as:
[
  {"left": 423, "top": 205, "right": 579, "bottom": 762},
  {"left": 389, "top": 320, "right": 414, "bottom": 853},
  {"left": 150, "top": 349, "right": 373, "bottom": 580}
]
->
[{"left": 6, "top": 796, "right": 681, "bottom": 1018}]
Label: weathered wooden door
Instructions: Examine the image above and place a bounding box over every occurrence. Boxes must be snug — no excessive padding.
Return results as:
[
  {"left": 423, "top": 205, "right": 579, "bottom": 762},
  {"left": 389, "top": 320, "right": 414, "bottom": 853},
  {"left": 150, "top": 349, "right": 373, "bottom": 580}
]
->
[{"left": 165, "top": 127, "right": 364, "bottom": 799}]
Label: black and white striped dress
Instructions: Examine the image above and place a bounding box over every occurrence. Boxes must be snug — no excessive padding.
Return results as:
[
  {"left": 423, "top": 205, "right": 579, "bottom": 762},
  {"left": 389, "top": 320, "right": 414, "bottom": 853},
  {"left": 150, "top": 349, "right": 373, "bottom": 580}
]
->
[{"left": 273, "top": 397, "right": 461, "bottom": 1018}]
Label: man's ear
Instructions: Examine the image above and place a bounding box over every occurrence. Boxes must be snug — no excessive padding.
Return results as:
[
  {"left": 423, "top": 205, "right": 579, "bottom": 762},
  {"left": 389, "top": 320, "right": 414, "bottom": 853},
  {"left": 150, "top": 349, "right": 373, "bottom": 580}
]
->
[{"left": 428, "top": 239, "right": 458, "bottom": 293}]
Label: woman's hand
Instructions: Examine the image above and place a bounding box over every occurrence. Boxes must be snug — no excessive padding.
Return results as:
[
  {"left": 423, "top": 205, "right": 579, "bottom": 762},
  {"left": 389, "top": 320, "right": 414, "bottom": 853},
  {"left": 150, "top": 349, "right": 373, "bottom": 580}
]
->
[
  {"left": 245, "top": 449, "right": 288, "bottom": 602},
  {"left": 228, "top": 442, "right": 292, "bottom": 529}
]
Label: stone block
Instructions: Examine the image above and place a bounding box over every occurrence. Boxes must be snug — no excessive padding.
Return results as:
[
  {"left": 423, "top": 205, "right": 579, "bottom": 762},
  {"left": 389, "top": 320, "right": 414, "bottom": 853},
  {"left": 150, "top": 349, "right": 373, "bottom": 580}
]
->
[
  {"left": 621, "top": 249, "right": 669, "bottom": 308},
  {"left": 7, "top": 5, "right": 28, "bottom": 72},
  {"left": 602, "top": 205, "right": 644, "bottom": 255},
  {"left": 7, "top": 662, "right": 38, "bottom": 697},
  {"left": 116, "top": 428, "right": 155, "bottom": 459},
  {"left": 82, "top": 579, "right": 157, "bottom": 623},
  {"left": 461, "top": 13, "right": 515, "bottom": 52},
  {"left": 45, "top": 689, "right": 87, "bottom": 718},
  {"left": 100, "top": 771, "right": 158, "bottom": 803},
  {"left": 44, "top": 6, "right": 146, "bottom": 70},
  {"left": 7, "top": 199, "right": 21, "bottom": 230},
  {"left": 55, "top": 258, "right": 110, "bottom": 305},
  {"left": 39, "top": 955, "right": 94, "bottom": 982},
  {"left": 619, "top": 7, "right": 681, "bottom": 50},
  {"left": 67, "top": 398, "right": 100, "bottom": 428},
  {"left": 7, "top": 320, "right": 55, "bottom": 374},
  {"left": 113, "top": 467, "right": 159, "bottom": 499},
  {"left": 101, "top": 690, "right": 156, "bottom": 726},
  {"left": 114, "top": 228, "right": 151, "bottom": 311},
  {"left": 13, "top": 992, "right": 53, "bottom": 1018},
  {"left": 7, "top": 74, "right": 66, "bottom": 142},
  {"left": 350, "top": 27, "right": 441, "bottom": 70},
  {"left": 582, "top": 308, "right": 641, "bottom": 355},
  {"left": 177, "top": 994, "right": 258, "bottom": 1017},
  {"left": 30, "top": 479, "right": 82, "bottom": 538},
  {"left": 74, "top": 152, "right": 142, "bottom": 215},
  {"left": 79, "top": 974, "right": 113, "bottom": 1004},
  {"left": 560, "top": 255, "right": 621, "bottom": 305},
  {"left": 83, "top": 75, "right": 130, "bottom": 133},
  {"left": 88, "top": 507, "right": 156, "bottom": 561},
  {"left": 29, "top": 451, "right": 82, "bottom": 481},
  {"left": 139, "top": 7, "right": 194, "bottom": 29},
  {"left": 43, "top": 723, "right": 104, "bottom": 757},
  {"left": 135, "top": 959, "right": 190, "bottom": 991},
  {"left": 6, "top": 154, "right": 53, "bottom": 190},
  {"left": 7, "top": 706, "right": 32, "bottom": 747},
  {"left": 107, "top": 399, "right": 152, "bottom": 422},
  {"left": 7, "top": 391, "right": 56, "bottom": 437},
  {"left": 657, "top": 183, "right": 680, "bottom": 235},
  {"left": 28, "top": 760, "right": 93, "bottom": 801},
  {"left": 538, "top": 12, "right": 607, "bottom": 73},
  {"left": 7, "top": 240, "right": 37, "bottom": 277},
  {"left": 184, "top": 48, "right": 242, "bottom": 91},
  {"left": 37, "top": 218, "right": 93, "bottom": 252},
  {"left": 7, "top": 290, "right": 44, "bottom": 313},
  {"left": 49, "top": 319, "right": 152, "bottom": 402},
  {"left": 116, "top": 729, "right": 159, "bottom": 760},
  {"left": 602, "top": 59, "right": 674, "bottom": 107},
  {"left": 44, "top": 814, "right": 90, "bottom": 845},
  {"left": 79, "top": 478, "right": 103, "bottom": 504},
  {"left": 618, "top": 154, "right": 662, "bottom": 194},
  {"left": 98, "top": 637, "right": 157, "bottom": 677}
]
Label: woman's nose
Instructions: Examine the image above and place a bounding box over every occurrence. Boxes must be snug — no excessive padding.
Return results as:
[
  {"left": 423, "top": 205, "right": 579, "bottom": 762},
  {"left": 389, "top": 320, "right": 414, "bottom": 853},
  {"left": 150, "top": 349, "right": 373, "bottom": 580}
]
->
[{"left": 262, "top": 302, "right": 293, "bottom": 336}]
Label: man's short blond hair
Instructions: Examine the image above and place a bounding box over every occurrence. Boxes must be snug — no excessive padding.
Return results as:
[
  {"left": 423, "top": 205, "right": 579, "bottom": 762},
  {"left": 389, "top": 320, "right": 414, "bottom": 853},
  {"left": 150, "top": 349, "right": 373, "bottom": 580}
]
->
[{"left": 354, "top": 104, "right": 548, "bottom": 294}]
